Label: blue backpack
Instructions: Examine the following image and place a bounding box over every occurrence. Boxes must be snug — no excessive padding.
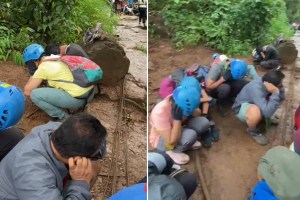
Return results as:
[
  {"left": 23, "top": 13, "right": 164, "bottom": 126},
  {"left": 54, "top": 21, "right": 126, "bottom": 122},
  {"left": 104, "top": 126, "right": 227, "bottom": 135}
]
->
[{"left": 171, "top": 64, "right": 210, "bottom": 88}]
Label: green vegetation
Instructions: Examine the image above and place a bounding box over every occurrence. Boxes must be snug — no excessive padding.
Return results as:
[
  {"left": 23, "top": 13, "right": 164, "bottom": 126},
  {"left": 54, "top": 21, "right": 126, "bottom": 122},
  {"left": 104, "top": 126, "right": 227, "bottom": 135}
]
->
[
  {"left": 285, "top": 0, "right": 300, "bottom": 22},
  {"left": 134, "top": 45, "right": 147, "bottom": 54},
  {"left": 0, "top": 0, "right": 118, "bottom": 65},
  {"left": 150, "top": 0, "right": 294, "bottom": 56}
]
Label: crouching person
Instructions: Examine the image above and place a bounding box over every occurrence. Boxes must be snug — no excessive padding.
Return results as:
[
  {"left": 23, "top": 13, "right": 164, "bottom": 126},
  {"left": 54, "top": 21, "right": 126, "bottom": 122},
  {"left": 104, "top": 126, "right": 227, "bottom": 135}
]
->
[
  {"left": 148, "top": 151, "right": 197, "bottom": 199},
  {"left": 0, "top": 112, "right": 107, "bottom": 199},
  {"left": 150, "top": 80, "right": 210, "bottom": 165},
  {"left": 248, "top": 146, "right": 300, "bottom": 200},
  {"left": 23, "top": 44, "right": 94, "bottom": 121},
  {"left": 232, "top": 70, "right": 285, "bottom": 145},
  {"left": 206, "top": 59, "right": 249, "bottom": 116},
  {"left": 0, "top": 82, "right": 25, "bottom": 161}
]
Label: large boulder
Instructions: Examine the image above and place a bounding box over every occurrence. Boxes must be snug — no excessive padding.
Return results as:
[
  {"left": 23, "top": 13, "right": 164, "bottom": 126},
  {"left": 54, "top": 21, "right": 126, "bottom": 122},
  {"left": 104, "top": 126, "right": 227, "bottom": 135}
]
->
[
  {"left": 84, "top": 40, "right": 130, "bottom": 86},
  {"left": 277, "top": 41, "right": 298, "bottom": 64}
]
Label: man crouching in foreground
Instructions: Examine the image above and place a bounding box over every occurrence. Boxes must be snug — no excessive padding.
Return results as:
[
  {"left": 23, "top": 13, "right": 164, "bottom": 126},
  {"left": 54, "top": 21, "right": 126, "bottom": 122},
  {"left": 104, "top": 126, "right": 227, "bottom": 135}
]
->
[{"left": 0, "top": 112, "right": 107, "bottom": 200}]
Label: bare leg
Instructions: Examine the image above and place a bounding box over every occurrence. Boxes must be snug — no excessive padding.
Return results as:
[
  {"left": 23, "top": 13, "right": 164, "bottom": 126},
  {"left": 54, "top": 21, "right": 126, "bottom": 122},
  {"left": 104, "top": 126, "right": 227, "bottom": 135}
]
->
[{"left": 246, "top": 104, "right": 262, "bottom": 129}]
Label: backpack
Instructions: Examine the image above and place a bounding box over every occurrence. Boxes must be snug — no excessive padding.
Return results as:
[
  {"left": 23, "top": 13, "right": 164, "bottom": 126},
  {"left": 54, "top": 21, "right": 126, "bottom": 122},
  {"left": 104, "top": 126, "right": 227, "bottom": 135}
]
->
[
  {"left": 193, "top": 65, "right": 210, "bottom": 83},
  {"left": 258, "top": 146, "right": 300, "bottom": 200},
  {"left": 171, "top": 69, "right": 185, "bottom": 87},
  {"left": 184, "top": 64, "right": 210, "bottom": 87},
  {"left": 159, "top": 77, "right": 175, "bottom": 99},
  {"left": 45, "top": 55, "right": 103, "bottom": 88},
  {"left": 171, "top": 65, "right": 210, "bottom": 88}
]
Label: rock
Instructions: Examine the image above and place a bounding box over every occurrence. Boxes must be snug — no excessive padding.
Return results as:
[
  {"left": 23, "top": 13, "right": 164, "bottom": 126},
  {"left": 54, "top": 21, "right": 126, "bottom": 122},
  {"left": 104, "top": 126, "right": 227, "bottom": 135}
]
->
[
  {"left": 125, "top": 80, "right": 146, "bottom": 102},
  {"left": 277, "top": 41, "right": 298, "bottom": 64},
  {"left": 101, "top": 85, "right": 121, "bottom": 101},
  {"left": 100, "top": 79, "right": 146, "bottom": 103},
  {"left": 83, "top": 40, "right": 130, "bottom": 86}
]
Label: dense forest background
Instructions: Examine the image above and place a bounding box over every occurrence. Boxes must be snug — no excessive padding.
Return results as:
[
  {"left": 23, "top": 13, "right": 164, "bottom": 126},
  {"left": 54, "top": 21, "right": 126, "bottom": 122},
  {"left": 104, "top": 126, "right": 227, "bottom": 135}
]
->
[
  {"left": 150, "top": 0, "right": 300, "bottom": 56},
  {"left": 0, "top": 0, "right": 118, "bottom": 65}
]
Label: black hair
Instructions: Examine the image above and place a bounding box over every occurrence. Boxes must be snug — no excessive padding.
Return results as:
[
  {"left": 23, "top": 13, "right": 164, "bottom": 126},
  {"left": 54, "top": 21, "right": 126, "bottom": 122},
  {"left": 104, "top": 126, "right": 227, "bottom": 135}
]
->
[
  {"left": 45, "top": 44, "right": 60, "bottom": 56},
  {"left": 262, "top": 70, "right": 285, "bottom": 87},
  {"left": 51, "top": 112, "right": 107, "bottom": 158},
  {"left": 256, "top": 46, "right": 263, "bottom": 54}
]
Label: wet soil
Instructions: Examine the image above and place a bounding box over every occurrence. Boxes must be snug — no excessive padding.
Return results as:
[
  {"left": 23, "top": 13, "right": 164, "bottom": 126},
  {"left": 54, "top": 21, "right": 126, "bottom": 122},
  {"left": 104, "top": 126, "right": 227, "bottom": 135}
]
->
[
  {"left": 0, "top": 16, "right": 146, "bottom": 199},
  {"left": 148, "top": 37, "right": 300, "bottom": 200}
]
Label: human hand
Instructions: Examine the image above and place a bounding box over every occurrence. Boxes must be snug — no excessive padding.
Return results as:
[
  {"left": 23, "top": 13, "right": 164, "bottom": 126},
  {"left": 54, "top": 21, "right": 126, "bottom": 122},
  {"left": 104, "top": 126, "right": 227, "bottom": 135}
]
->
[
  {"left": 192, "top": 108, "right": 202, "bottom": 117},
  {"left": 264, "top": 82, "right": 279, "bottom": 93},
  {"left": 222, "top": 69, "right": 232, "bottom": 81},
  {"left": 68, "top": 157, "right": 96, "bottom": 187},
  {"left": 172, "top": 104, "right": 183, "bottom": 121}
]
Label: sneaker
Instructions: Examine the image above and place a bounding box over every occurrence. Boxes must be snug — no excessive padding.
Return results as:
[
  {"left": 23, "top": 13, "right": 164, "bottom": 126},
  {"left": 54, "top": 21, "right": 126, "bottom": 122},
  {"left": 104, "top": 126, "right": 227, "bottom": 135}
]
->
[
  {"left": 211, "top": 128, "right": 220, "bottom": 142},
  {"left": 192, "top": 141, "right": 202, "bottom": 150},
  {"left": 201, "top": 132, "right": 212, "bottom": 148},
  {"left": 166, "top": 151, "right": 190, "bottom": 165},
  {"left": 270, "top": 116, "right": 279, "bottom": 126},
  {"left": 247, "top": 128, "right": 268, "bottom": 145}
]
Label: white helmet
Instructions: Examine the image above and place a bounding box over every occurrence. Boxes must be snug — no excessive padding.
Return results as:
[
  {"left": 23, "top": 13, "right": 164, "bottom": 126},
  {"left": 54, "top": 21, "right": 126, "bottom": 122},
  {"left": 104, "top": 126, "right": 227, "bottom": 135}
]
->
[{"left": 219, "top": 54, "right": 228, "bottom": 61}]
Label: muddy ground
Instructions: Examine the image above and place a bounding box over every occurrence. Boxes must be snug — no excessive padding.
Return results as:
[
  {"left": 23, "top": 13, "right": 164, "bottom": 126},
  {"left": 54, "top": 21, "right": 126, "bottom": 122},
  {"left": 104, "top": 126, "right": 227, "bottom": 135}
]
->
[
  {"left": 149, "top": 32, "right": 300, "bottom": 199},
  {"left": 0, "top": 16, "right": 146, "bottom": 199}
]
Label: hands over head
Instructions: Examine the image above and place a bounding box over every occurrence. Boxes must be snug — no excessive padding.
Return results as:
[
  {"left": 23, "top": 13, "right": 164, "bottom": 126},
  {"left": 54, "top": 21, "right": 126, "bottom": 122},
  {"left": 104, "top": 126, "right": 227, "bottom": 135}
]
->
[
  {"left": 172, "top": 104, "right": 183, "bottom": 121},
  {"left": 263, "top": 81, "right": 280, "bottom": 93}
]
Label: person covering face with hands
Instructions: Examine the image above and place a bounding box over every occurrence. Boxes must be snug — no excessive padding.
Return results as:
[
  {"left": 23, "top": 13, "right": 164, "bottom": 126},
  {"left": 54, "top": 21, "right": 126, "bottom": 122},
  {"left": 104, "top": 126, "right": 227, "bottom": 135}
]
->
[
  {"left": 206, "top": 59, "right": 249, "bottom": 117},
  {"left": 232, "top": 70, "right": 285, "bottom": 145},
  {"left": 0, "top": 112, "right": 107, "bottom": 200},
  {"left": 150, "top": 78, "right": 210, "bottom": 165}
]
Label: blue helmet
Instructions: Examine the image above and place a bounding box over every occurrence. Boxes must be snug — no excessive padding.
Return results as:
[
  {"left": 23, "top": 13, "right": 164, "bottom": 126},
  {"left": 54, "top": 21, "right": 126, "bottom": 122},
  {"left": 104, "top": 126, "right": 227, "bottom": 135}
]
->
[
  {"left": 212, "top": 53, "right": 220, "bottom": 60},
  {"left": 180, "top": 77, "right": 201, "bottom": 93},
  {"left": 230, "top": 60, "right": 248, "bottom": 80},
  {"left": 0, "top": 82, "right": 25, "bottom": 131},
  {"left": 23, "top": 43, "right": 45, "bottom": 63},
  {"left": 173, "top": 86, "right": 200, "bottom": 116}
]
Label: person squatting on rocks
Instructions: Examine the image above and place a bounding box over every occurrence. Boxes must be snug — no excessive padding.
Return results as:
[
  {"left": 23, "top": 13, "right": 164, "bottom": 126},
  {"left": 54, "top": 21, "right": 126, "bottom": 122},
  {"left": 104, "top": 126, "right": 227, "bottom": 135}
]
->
[
  {"left": 206, "top": 59, "right": 249, "bottom": 117},
  {"left": 0, "top": 112, "right": 107, "bottom": 199},
  {"left": 232, "top": 70, "right": 285, "bottom": 145},
  {"left": 254, "top": 45, "right": 280, "bottom": 70},
  {"left": 148, "top": 151, "right": 197, "bottom": 200},
  {"left": 23, "top": 44, "right": 95, "bottom": 121},
  {"left": 0, "top": 82, "right": 25, "bottom": 161},
  {"left": 138, "top": 0, "right": 147, "bottom": 28},
  {"left": 150, "top": 78, "right": 211, "bottom": 165}
]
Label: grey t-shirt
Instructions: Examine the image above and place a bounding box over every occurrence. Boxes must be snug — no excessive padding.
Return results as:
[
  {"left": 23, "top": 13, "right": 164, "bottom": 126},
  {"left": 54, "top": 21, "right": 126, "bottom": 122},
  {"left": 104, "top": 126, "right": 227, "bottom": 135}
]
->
[{"left": 207, "top": 60, "right": 227, "bottom": 81}]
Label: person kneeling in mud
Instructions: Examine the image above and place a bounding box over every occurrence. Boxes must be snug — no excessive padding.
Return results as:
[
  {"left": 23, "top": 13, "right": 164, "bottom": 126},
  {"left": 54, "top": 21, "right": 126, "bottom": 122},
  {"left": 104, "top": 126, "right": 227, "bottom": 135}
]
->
[
  {"left": 150, "top": 77, "right": 212, "bottom": 165},
  {"left": 23, "top": 44, "right": 95, "bottom": 121},
  {"left": 232, "top": 70, "right": 285, "bottom": 145},
  {"left": 206, "top": 59, "right": 249, "bottom": 116},
  {"left": 0, "top": 82, "right": 25, "bottom": 161}
]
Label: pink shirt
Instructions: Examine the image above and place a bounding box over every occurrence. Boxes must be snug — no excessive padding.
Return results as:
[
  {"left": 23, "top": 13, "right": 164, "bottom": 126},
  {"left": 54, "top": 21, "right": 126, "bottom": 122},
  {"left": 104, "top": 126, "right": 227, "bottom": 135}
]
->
[{"left": 149, "top": 97, "right": 173, "bottom": 148}]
